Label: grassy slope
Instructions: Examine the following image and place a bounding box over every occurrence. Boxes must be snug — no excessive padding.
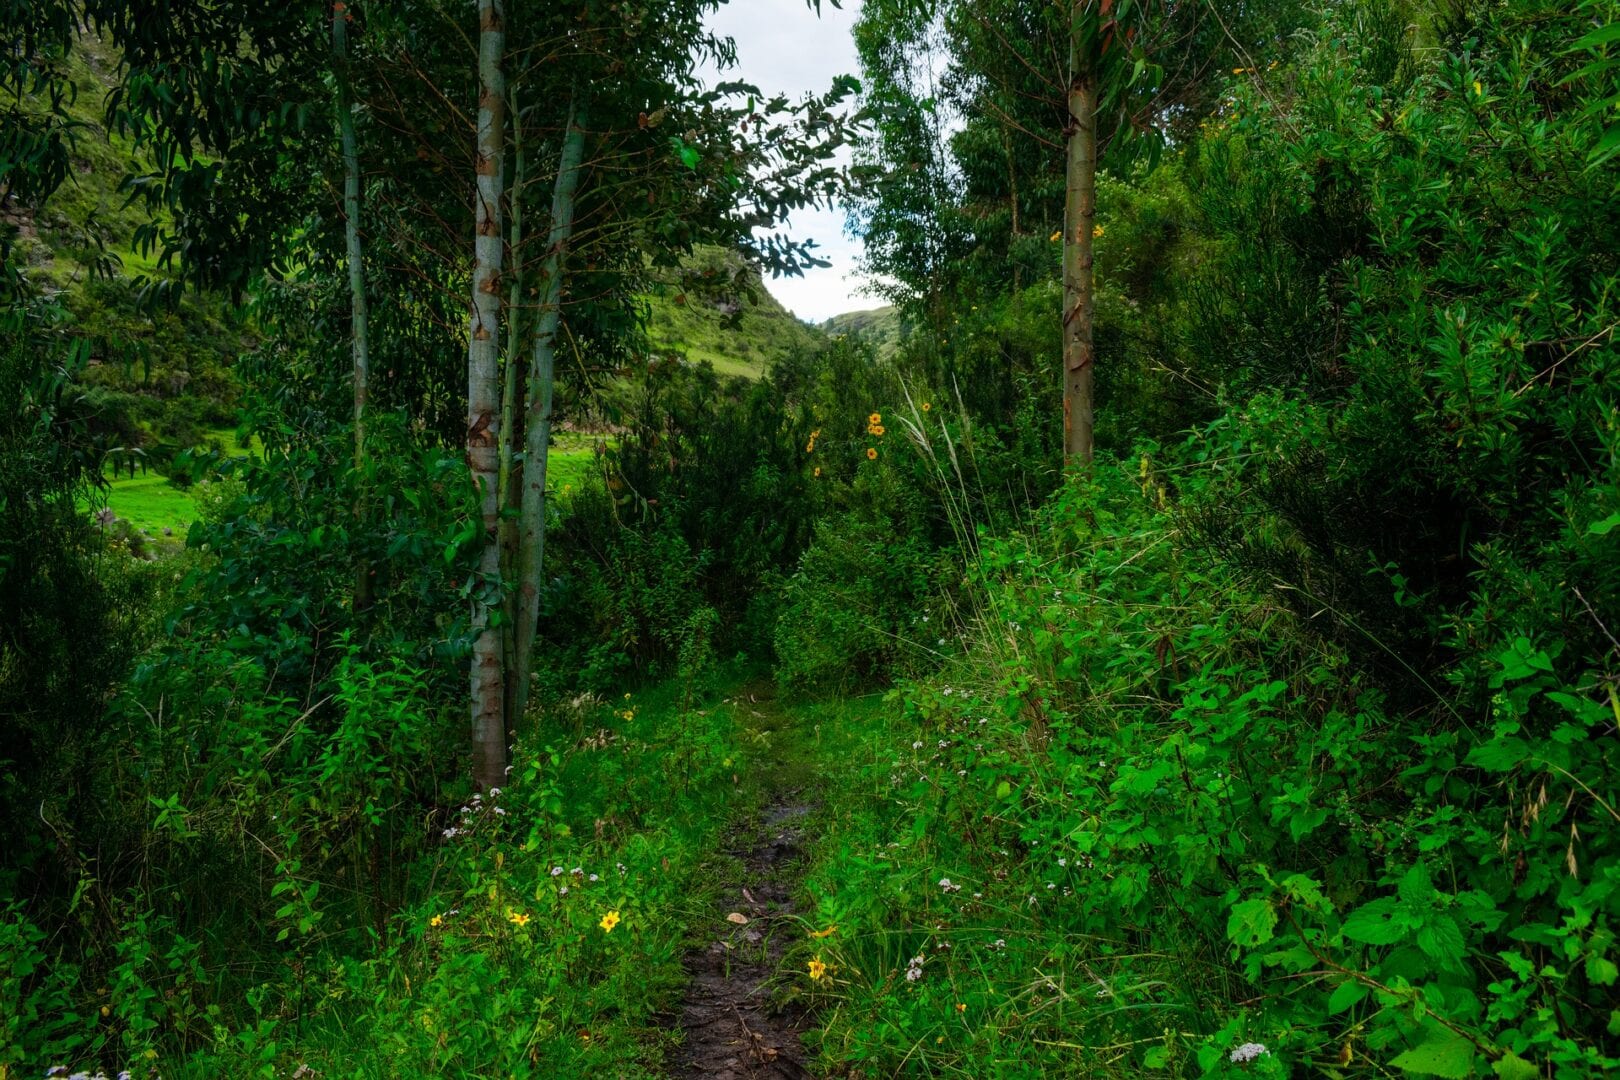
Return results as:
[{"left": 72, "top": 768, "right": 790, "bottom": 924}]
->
[
  {"left": 645, "top": 246, "right": 825, "bottom": 378},
  {"left": 821, "top": 305, "right": 903, "bottom": 361}
]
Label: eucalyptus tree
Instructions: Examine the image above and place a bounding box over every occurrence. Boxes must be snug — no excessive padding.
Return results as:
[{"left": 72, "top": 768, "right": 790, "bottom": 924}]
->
[
  {"left": 497, "top": 0, "right": 869, "bottom": 729},
  {"left": 852, "top": 0, "right": 1308, "bottom": 462},
  {"left": 40, "top": 0, "right": 865, "bottom": 785},
  {"left": 465, "top": 0, "right": 508, "bottom": 790}
]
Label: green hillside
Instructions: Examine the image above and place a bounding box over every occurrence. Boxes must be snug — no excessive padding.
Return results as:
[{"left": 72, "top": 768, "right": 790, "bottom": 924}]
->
[
  {"left": 644, "top": 245, "right": 825, "bottom": 377},
  {"left": 821, "top": 303, "right": 902, "bottom": 359}
]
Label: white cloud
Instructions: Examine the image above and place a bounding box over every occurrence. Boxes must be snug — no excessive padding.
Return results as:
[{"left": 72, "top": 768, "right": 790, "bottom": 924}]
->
[{"left": 697, "top": 0, "right": 877, "bottom": 323}]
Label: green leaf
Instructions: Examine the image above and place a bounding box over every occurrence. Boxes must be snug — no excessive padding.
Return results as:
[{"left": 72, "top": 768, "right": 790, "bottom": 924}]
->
[
  {"left": 1586, "top": 953, "right": 1618, "bottom": 986},
  {"left": 1398, "top": 863, "right": 1434, "bottom": 907},
  {"left": 1491, "top": 1053, "right": 1537, "bottom": 1080},
  {"left": 1388, "top": 1032, "right": 1477, "bottom": 1077},
  {"left": 1588, "top": 511, "right": 1620, "bottom": 536},
  {"left": 1343, "top": 898, "right": 1409, "bottom": 945},
  {"left": 1465, "top": 737, "right": 1529, "bottom": 772},
  {"left": 1415, "top": 916, "right": 1466, "bottom": 967},
  {"left": 1572, "top": 23, "right": 1620, "bottom": 50},
  {"left": 1227, "top": 898, "right": 1277, "bottom": 948},
  {"left": 1327, "top": 979, "right": 1371, "bottom": 1014}
]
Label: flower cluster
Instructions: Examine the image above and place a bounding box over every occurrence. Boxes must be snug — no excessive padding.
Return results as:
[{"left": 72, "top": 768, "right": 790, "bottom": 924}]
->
[
  {"left": 904, "top": 953, "right": 926, "bottom": 982},
  {"left": 441, "top": 787, "right": 505, "bottom": 839},
  {"left": 1229, "top": 1042, "right": 1270, "bottom": 1064}
]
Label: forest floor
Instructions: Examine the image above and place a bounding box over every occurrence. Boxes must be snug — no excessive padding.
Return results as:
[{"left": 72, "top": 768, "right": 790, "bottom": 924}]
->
[{"left": 670, "top": 684, "right": 822, "bottom": 1079}]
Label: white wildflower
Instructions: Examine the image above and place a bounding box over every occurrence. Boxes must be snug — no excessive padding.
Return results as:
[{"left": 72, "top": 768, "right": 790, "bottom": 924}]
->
[{"left": 1230, "top": 1043, "right": 1269, "bottom": 1064}]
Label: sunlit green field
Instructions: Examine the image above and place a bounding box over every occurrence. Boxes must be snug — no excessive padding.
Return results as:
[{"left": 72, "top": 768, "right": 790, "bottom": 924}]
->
[
  {"left": 547, "top": 432, "right": 605, "bottom": 496},
  {"left": 94, "top": 430, "right": 606, "bottom": 542},
  {"left": 98, "top": 472, "right": 198, "bottom": 537}
]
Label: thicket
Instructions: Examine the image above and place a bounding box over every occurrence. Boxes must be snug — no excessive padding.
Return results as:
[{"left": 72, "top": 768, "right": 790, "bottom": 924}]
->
[{"left": 783, "top": 1, "right": 1620, "bottom": 1076}]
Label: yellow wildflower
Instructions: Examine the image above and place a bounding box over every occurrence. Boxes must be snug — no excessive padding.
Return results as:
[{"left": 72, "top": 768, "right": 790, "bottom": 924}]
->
[
  {"left": 956, "top": 1002, "right": 967, "bottom": 1013},
  {"left": 507, "top": 910, "right": 531, "bottom": 927},
  {"left": 868, "top": 412, "right": 882, "bottom": 425},
  {"left": 808, "top": 958, "right": 827, "bottom": 981},
  {"left": 600, "top": 910, "right": 621, "bottom": 933},
  {"left": 1049, "top": 229, "right": 1062, "bottom": 242},
  {"left": 430, "top": 913, "right": 444, "bottom": 928},
  {"left": 921, "top": 402, "right": 931, "bottom": 412},
  {"left": 809, "top": 925, "right": 837, "bottom": 939},
  {"left": 868, "top": 424, "right": 886, "bottom": 437},
  {"left": 866, "top": 448, "right": 878, "bottom": 461},
  {"left": 1093, "top": 224, "right": 1105, "bottom": 238},
  {"left": 813, "top": 467, "right": 821, "bottom": 478}
]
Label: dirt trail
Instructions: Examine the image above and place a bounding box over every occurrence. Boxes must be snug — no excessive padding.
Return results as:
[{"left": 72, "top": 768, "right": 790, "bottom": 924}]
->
[{"left": 670, "top": 694, "right": 818, "bottom": 1079}]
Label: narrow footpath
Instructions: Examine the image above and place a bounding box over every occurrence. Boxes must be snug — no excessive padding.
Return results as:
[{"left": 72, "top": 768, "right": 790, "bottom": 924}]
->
[{"left": 670, "top": 690, "right": 819, "bottom": 1079}]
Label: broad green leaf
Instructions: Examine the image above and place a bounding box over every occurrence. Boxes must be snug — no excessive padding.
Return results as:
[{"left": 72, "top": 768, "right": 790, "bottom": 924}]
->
[
  {"left": 1587, "top": 953, "right": 1618, "bottom": 986},
  {"left": 1465, "top": 737, "right": 1529, "bottom": 772},
  {"left": 1227, "top": 898, "right": 1277, "bottom": 948},
  {"left": 1491, "top": 1053, "right": 1538, "bottom": 1080},
  {"left": 1416, "top": 916, "right": 1466, "bottom": 967},
  {"left": 1343, "top": 898, "right": 1409, "bottom": 945},
  {"left": 1388, "top": 1032, "right": 1477, "bottom": 1077},
  {"left": 1327, "top": 979, "right": 1371, "bottom": 1014},
  {"left": 1398, "top": 863, "right": 1434, "bottom": 907}
]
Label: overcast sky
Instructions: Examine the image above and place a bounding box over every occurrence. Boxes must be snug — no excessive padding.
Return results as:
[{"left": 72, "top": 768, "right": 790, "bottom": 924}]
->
[{"left": 698, "top": 0, "right": 875, "bottom": 324}]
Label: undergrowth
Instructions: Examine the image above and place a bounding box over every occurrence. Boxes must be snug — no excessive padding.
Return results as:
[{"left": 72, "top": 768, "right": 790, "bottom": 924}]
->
[{"left": 1, "top": 671, "right": 760, "bottom": 1077}]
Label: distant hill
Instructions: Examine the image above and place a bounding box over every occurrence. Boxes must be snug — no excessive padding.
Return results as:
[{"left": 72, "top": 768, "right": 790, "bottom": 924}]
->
[
  {"left": 644, "top": 246, "right": 825, "bottom": 378},
  {"left": 821, "top": 305, "right": 902, "bottom": 360}
]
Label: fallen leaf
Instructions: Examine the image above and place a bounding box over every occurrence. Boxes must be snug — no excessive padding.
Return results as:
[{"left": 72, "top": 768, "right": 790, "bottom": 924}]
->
[{"left": 726, "top": 912, "right": 749, "bottom": 925}]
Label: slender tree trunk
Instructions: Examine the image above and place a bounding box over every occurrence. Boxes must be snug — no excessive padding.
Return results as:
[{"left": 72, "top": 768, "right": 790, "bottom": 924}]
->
[
  {"left": 1062, "top": 65, "right": 1097, "bottom": 465},
  {"left": 467, "top": 0, "right": 507, "bottom": 791},
  {"left": 333, "top": 0, "right": 372, "bottom": 608},
  {"left": 510, "top": 91, "right": 586, "bottom": 727},
  {"left": 1005, "top": 126, "right": 1021, "bottom": 292},
  {"left": 497, "top": 104, "right": 527, "bottom": 706}
]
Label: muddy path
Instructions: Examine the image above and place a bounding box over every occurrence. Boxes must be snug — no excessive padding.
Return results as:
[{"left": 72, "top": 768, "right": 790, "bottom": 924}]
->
[{"left": 669, "top": 692, "right": 819, "bottom": 1079}]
